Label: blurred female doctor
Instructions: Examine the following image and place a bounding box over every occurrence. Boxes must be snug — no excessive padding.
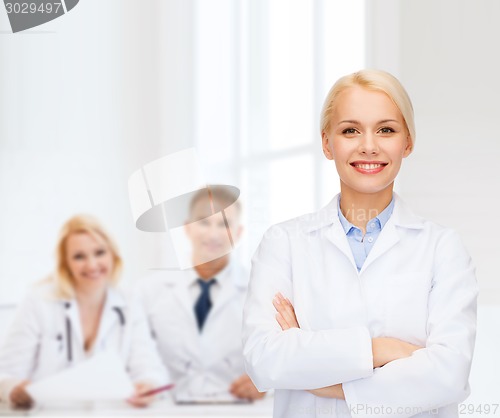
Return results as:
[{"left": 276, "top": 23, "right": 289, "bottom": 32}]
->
[
  {"left": 0, "top": 215, "right": 169, "bottom": 408},
  {"left": 243, "top": 70, "right": 478, "bottom": 417}
]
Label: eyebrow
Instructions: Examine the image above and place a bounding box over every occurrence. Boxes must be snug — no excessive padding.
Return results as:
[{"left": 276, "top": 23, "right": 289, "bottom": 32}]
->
[{"left": 338, "top": 119, "right": 401, "bottom": 125}]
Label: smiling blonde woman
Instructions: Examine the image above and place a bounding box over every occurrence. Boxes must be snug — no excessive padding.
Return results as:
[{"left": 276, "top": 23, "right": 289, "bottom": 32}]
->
[
  {"left": 0, "top": 215, "right": 169, "bottom": 409},
  {"left": 243, "top": 70, "right": 478, "bottom": 418}
]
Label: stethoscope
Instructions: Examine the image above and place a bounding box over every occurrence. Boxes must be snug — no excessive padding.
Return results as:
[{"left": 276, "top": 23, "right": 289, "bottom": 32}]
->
[{"left": 59, "top": 302, "right": 126, "bottom": 363}]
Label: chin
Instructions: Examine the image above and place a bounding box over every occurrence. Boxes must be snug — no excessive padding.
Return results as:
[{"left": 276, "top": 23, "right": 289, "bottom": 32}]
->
[
  {"left": 79, "top": 277, "right": 108, "bottom": 287},
  {"left": 341, "top": 178, "right": 395, "bottom": 195}
]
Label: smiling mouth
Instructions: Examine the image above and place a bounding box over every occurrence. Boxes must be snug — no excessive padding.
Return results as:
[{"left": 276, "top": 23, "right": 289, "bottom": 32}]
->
[
  {"left": 349, "top": 161, "right": 388, "bottom": 174},
  {"left": 84, "top": 271, "right": 106, "bottom": 279},
  {"left": 350, "top": 162, "right": 388, "bottom": 169}
]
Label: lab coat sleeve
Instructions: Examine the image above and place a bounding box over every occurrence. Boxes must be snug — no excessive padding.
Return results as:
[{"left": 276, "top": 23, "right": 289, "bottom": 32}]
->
[
  {"left": 0, "top": 291, "right": 42, "bottom": 404},
  {"left": 125, "top": 296, "right": 171, "bottom": 387},
  {"left": 342, "top": 229, "right": 478, "bottom": 417},
  {"left": 243, "top": 224, "right": 373, "bottom": 392}
]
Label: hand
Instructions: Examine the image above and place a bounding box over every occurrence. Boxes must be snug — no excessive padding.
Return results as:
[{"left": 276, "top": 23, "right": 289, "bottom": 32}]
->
[
  {"left": 127, "top": 382, "right": 156, "bottom": 408},
  {"left": 273, "top": 292, "right": 300, "bottom": 330},
  {"left": 308, "top": 383, "right": 345, "bottom": 399},
  {"left": 10, "top": 380, "right": 34, "bottom": 409},
  {"left": 229, "top": 374, "right": 266, "bottom": 401},
  {"left": 372, "top": 337, "right": 424, "bottom": 368}
]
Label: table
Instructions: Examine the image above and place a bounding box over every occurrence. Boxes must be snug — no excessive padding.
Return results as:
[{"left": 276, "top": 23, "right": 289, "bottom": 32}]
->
[{"left": 0, "top": 396, "right": 274, "bottom": 417}]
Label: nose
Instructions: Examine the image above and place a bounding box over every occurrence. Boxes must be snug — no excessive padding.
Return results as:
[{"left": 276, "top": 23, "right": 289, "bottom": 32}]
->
[
  {"left": 86, "top": 256, "right": 99, "bottom": 270},
  {"left": 208, "top": 222, "right": 224, "bottom": 239},
  {"left": 358, "top": 132, "right": 379, "bottom": 155}
]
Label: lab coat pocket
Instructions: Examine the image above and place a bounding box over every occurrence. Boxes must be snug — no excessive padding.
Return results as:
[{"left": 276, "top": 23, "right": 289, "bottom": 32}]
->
[
  {"left": 35, "top": 335, "right": 67, "bottom": 379},
  {"left": 383, "top": 272, "right": 433, "bottom": 345}
]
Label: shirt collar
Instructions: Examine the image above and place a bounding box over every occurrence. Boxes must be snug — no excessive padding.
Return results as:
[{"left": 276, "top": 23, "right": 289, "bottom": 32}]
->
[
  {"left": 188, "top": 260, "right": 232, "bottom": 288},
  {"left": 337, "top": 194, "right": 395, "bottom": 235},
  {"left": 299, "top": 192, "right": 425, "bottom": 234}
]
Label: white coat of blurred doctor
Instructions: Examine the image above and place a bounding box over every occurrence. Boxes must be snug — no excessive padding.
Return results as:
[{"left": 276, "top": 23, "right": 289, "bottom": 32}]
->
[
  {"left": 140, "top": 186, "right": 264, "bottom": 402},
  {"left": 243, "top": 70, "right": 478, "bottom": 418},
  {"left": 0, "top": 215, "right": 169, "bottom": 409}
]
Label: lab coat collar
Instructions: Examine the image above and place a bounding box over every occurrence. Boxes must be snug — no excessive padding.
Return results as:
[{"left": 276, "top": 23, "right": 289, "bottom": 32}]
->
[
  {"left": 186, "top": 258, "right": 232, "bottom": 289},
  {"left": 302, "top": 193, "right": 426, "bottom": 274},
  {"left": 61, "top": 286, "right": 126, "bottom": 349},
  {"left": 166, "top": 260, "right": 246, "bottom": 329},
  {"left": 94, "top": 287, "right": 126, "bottom": 348},
  {"left": 209, "top": 260, "right": 247, "bottom": 319},
  {"left": 302, "top": 192, "right": 425, "bottom": 233}
]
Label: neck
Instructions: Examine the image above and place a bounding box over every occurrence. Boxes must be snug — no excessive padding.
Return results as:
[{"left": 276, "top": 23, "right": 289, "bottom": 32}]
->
[
  {"left": 339, "top": 183, "right": 394, "bottom": 234},
  {"left": 75, "top": 285, "right": 107, "bottom": 309},
  {"left": 193, "top": 255, "right": 229, "bottom": 280}
]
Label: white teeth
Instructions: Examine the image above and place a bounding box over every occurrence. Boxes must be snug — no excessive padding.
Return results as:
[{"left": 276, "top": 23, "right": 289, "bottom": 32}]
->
[
  {"left": 86, "top": 272, "right": 102, "bottom": 278},
  {"left": 355, "top": 163, "right": 384, "bottom": 169}
]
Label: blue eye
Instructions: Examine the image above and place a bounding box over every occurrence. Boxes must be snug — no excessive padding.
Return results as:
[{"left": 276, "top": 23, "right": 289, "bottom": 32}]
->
[{"left": 379, "top": 127, "right": 395, "bottom": 134}]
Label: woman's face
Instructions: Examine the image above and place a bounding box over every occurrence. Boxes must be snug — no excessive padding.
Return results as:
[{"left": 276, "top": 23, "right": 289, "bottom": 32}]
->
[
  {"left": 65, "top": 232, "right": 114, "bottom": 292},
  {"left": 322, "top": 86, "right": 412, "bottom": 196}
]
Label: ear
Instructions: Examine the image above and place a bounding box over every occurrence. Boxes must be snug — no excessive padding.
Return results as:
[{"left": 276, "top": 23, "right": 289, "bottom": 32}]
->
[
  {"left": 322, "top": 131, "right": 334, "bottom": 160},
  {"left": 402, "top": 135, "right": 413, "bottom": 158}
]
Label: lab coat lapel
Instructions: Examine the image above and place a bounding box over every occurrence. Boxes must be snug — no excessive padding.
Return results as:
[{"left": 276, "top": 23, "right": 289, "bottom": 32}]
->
[
  {"left": 63, "top": 299, "right": 83, "bottom": 348},
  {"left": 359, "top": 193, "right": 425, "bottom": 274},
  {"left": 209, "top": 262, "right": 245, "bottom": 319},
  {"left": 170, "top": 272, "right": 198, "bottom": 326},
  {"left": 209, "top": 282, "right": 233, "bottom": 320},
  {"left": 304, "top": 194, "right": 358, "bottom": 271},
  {"left": 94, "top": 288, "right": 125, "bottom": 345},
  {"left": 325, "top": 222, "right": 358, "bottom": 271},
  {"left": 359, "top": 220, "right": 400, "bottom": 274}
]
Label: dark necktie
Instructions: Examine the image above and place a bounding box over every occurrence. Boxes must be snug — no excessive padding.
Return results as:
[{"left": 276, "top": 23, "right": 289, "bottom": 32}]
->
[{"left": 194, "top": 278, "right": 216, "bottom": 331}]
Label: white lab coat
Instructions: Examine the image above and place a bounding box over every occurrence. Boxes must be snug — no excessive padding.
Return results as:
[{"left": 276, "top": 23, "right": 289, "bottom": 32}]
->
[
  {"left": 139, "top": 261, "right": 248, "bottom": 397},
  {"left": 0, "top": 280, "right": 169, "bottom": 404},
  {"left": 243, "top": 193, "right": 478, "bottom": 418}
]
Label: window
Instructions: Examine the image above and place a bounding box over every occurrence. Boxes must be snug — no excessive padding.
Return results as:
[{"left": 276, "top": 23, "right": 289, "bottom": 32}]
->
[{"left": 194, "top": 0, "right": 365, "bottom": 262}]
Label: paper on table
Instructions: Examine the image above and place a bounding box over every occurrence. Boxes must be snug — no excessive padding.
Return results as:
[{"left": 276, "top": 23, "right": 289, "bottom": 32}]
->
[
  {"left": 174, "top": 391, "right": 251, "bottom": 405},
  {"left": 26, "top": 350, "right": 135, "bottom": 402}
]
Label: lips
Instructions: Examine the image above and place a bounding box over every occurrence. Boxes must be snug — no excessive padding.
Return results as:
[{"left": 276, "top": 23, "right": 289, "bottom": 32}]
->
[
  {"left": 83, "top": 270, "right": 106, "bottom": 280},
  {"left": 350, "top": 161, "right": 388, "bottom": 174}
]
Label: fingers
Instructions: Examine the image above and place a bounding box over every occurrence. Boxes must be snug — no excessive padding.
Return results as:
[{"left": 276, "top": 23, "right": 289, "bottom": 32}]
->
[
  {"left": 10, "top": 381, "right": 34, "bottom": 409},
  {"left": 127, "top": 396, "right": 152, "bottom": 408},
  {"left": 273, "top": 293, "right": 299, "bottom": 328},
  {"left": 127, "top": 382, "right": 155, "bottom": 408},
  {"left": 230, "top": 375, "right": 263, "bottom": 401},
  {"left": 307, "top": 384, "right": 344, "bottom": 399},
  {"left": 229, "top": 374, "right": 249, "bottom": 393},
  {"left": 407, "top": 342, "right": 424, "bottom": 355}
]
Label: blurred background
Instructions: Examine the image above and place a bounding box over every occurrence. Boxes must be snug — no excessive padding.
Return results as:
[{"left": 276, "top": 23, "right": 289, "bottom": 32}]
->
[{"left": 0, "top": 0, "right": 499, "bottom": 409}]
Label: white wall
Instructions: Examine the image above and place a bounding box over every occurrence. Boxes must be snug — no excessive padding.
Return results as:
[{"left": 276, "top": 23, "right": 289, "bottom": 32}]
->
[
  {"left": 367, "top": 0, "right": 500, "bottom": 408},
  {"left": 0, "top": 0, "right": 195, "bottom": 308},
  {"left": 367, "top": 0, "right": 500, "bottom": 305}
]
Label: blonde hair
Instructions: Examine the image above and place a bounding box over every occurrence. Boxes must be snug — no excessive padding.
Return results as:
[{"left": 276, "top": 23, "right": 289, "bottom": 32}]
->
[
  {"left": 320, "top": 69, "right": 416, "bottom": 150},
  {"left": 54, "top": 215, "right": 122, "bottom": 299}
]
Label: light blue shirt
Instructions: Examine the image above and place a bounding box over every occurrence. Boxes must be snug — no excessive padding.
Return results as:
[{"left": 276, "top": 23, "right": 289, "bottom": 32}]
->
[{"left": 338, "top": 195, "right": 395, "bottom": 271}]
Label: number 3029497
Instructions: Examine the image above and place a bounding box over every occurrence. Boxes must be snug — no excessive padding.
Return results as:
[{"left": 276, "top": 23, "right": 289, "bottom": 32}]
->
[{"left": 5, "top": 3, "right": 63, "bottom": 14}]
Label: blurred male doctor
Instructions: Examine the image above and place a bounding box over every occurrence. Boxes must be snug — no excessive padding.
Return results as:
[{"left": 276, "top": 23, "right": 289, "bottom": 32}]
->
[{"left": 139, "top": 186, "right": 264, "bottom": 401}]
